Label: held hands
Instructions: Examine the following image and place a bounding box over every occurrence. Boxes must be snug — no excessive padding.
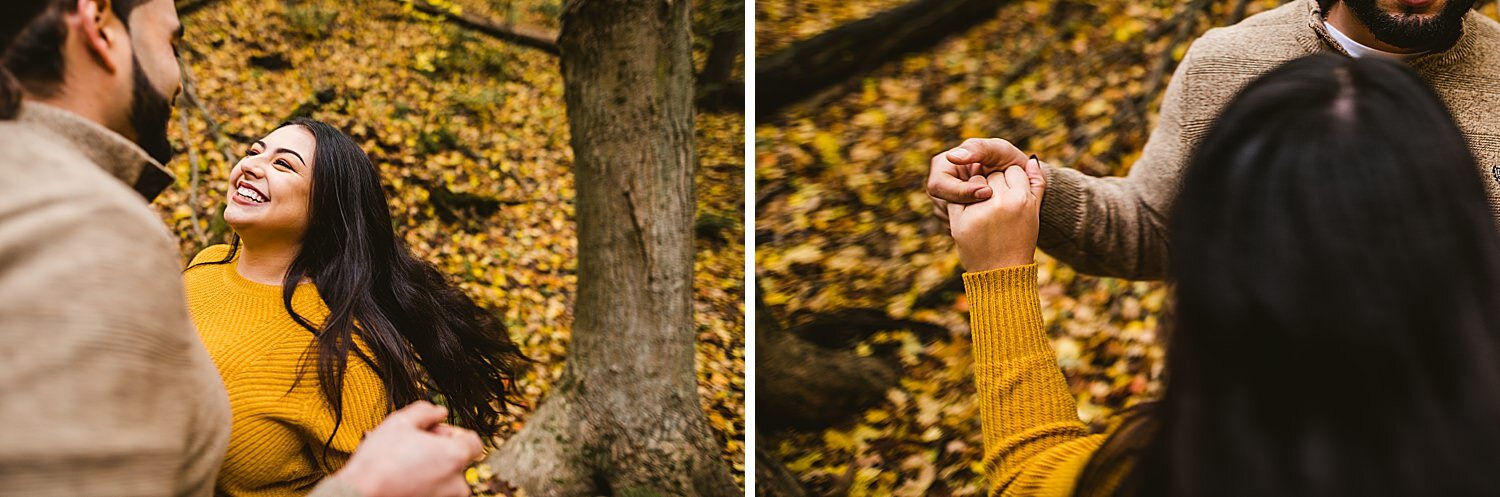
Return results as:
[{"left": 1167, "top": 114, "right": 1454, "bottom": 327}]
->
[
  {"left": 948, "top": 155, "right": 1046, "bottom": 272},
  {"left": 334, "top": 401, "right": 484, "bottom": 497},
  {"left": 927, "top": 138, "right": 1034, "bottom": 222}
]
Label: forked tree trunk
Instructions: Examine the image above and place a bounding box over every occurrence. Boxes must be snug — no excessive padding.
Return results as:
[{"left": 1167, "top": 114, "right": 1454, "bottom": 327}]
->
[{"left": 488, "top": 1, "right": 739, "bottom": 495}]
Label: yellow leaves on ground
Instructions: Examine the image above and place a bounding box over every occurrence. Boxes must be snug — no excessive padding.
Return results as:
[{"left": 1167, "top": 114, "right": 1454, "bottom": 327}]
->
[{"left": 158, "top": 0, "right": 743, "bottom": 491}]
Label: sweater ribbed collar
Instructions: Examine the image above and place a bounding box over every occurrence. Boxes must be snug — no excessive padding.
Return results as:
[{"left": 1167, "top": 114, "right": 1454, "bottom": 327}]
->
[
  {"left": 16, "top": 101, "right": 175, "bottom": 202},
  {"left": 208, "top": 246, "right": 322, "bottom": 305}
]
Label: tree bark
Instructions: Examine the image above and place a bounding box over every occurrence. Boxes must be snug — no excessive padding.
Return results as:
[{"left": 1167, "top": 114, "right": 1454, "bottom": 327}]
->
[
  {"left": 488, "top": 1, "right": 739, "bottom": 496},
  {"left": 755, "top": 0, "right": 1015, "bottom": 116}
]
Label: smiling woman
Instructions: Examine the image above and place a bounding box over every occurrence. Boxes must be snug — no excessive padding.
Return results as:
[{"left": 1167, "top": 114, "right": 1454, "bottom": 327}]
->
[
  {"left": 221, "top": 125, "right": 315, "bottom": 282},
  {"left": 183, "top": 118, "right": 530, "bottom": 497}
]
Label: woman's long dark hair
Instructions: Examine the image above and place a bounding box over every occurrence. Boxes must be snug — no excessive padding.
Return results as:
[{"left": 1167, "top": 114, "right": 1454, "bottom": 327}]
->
[
  {"left": 1077, "top": 54, "right": 1500, "bottom": 496},
  {"left": 190, "top": 118, "right": 527, "bottom": 458}
]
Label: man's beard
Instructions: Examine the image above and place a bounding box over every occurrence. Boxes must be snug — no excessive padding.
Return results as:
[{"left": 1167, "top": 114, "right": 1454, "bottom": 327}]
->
[
  {"left": 1341, "top": 0, "right": 1476, "bottom": 49},
  {"left": 129, "top": 55, "right": 174, "bottom": 165}
]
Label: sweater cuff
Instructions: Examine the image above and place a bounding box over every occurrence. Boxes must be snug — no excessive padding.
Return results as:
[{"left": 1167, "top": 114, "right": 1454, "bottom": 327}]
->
[
  {"left": 962, "top": 264, "right": 1050, "bottom": 358},
  {"left": 307, "top": 476, "right": 365, "bottom": 497},
  {"left": 1038, "top": 163, "right": 1087, "bottom": 251}
]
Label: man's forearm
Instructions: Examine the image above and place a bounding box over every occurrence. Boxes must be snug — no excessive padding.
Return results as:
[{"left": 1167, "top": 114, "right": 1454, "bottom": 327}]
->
[{"left": 1037, "top": 163, "right": 1172, "bottom": 280}]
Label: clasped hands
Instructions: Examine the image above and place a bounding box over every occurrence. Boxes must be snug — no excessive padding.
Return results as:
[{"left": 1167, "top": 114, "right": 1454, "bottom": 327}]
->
[{"left": 928, "top": 138, "right": 1046, "bottom": 273}]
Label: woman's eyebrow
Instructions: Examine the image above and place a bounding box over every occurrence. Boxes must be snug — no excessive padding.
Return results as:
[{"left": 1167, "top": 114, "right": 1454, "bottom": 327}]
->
[
  {"left": 253, "top": 140, "right": 307, "bottom": 167},
  {"left": 276, "top": 148, "right": 307, "bottom": 167}
]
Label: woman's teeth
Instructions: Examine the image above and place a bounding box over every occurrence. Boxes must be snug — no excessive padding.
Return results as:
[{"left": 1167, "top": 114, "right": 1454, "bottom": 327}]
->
[{"left": 236, "top": 186, "right": 268, "bottom": 203}]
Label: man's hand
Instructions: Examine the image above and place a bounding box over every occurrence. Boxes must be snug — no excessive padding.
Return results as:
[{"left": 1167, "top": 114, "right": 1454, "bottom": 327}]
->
[
  {"left": 333, "top": 401, "right": 483, "bottom": 497},
  {"left": 927, "top": 138, "right": 1033, "bottom": 222},
  {"left": 948, "top": 156, "right": 1046, "bottom": 272}
]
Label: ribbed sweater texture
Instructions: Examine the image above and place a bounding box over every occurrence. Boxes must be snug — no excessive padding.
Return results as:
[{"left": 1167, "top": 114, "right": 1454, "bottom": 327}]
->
[
  {"left": 184, "top": 244, "right": 388, "bottom": 497},
  {"left": 965, "top": 264, "right": 1107, "bottom": 496}
]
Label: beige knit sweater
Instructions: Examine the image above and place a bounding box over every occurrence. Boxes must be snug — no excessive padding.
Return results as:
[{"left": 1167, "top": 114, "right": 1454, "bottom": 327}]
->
[{"left": 1038, "top": 0, "right": 1500, "bottom": 279}]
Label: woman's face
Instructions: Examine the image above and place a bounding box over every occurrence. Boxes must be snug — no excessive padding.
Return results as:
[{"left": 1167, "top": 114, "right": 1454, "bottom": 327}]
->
[{"left": 223, "top": 125, "right": 316, "bottom": 242}]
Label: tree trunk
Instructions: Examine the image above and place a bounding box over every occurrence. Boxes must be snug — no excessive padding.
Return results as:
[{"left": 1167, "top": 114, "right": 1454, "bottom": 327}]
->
[
  {"left": 755, "top": 0, "right": 1015, "bottom": 116},
  {"left": 488, "top": 1, "right": 739, "bottom": 496}
]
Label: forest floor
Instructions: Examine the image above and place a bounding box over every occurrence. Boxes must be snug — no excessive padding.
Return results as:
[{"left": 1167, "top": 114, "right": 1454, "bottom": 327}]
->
[
  {"left": 756, "top": 0, "right": 1500, "bottom": 494},
  {"left": 159, "top": 0, "right": 744, "bottom": 492}
]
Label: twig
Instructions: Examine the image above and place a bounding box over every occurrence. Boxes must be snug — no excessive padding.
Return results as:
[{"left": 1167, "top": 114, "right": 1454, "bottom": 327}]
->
[
  {"left": 177, "top": 50, "right": 241, "bottom": 163},
  {"left": 177, "top": 96, "right": 209, "bottom": 248},
  {"left": 176, "top": 49, "right": 246, "bottom": 244},
  {"left": 175, "top": 55, "right": 210, "bottom": 247}
]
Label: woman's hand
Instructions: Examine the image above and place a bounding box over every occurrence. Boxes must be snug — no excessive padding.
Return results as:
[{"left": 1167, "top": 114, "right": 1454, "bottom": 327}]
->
[{"left": 948, "top": 156, "right": 1045, "bottom": 272}]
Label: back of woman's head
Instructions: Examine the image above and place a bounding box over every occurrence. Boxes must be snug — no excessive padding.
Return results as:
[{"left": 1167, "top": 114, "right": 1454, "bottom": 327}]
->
[{"left": 1118, "top": 54, "right": 1500, "bottom": 497}]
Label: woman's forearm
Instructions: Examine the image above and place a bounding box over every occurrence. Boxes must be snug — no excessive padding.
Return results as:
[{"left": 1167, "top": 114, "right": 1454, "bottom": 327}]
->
[{"left": 964, "top": 264, "right": 1092, "bottom": 492}]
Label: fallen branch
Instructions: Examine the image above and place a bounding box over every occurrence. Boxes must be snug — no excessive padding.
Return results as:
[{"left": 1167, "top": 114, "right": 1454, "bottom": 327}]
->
[
  {"left": 402, "top": 0, "right": 745, "bottom": 113},
  {"left": 696, "top": 1, "right": 745, "bottom": 113},
  {"left": 406, "top": 0, "right": 560, "bottom": 55},
  {"left": 754, "top": 450, "right": 809, "bottom": 497},
  {"left": 175, "top": 0, "right": 224, "bottom": 16},
  {"left": 784, "top": 308, "right": 950, "bottom": 349},
  {"left": 756, "top": 0, "right": 1018, "bottom": 117},
  {"left": 756, "top": 282, "right": 900, "bottom": 431}
]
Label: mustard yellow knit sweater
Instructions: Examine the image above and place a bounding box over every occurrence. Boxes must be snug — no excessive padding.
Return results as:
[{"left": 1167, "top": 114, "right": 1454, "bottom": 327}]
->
[
  {"left": 964, "top": 264, "right": 1112, "bottom": 496},
  {"left": 185, "top": 244, "right": 389, "bottom": 497}
]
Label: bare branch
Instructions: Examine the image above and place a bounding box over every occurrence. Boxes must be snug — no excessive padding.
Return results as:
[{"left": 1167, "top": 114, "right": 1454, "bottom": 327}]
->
[
  {"left": 405, "top": 0, "right": 559, "bottom": 55},
  {"left": 175, "top": 0, "right": 224, "bottom": 17}
]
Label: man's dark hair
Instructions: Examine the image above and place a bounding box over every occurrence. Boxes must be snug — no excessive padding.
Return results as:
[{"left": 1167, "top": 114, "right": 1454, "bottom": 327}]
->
[{"left": 0, "top": 0, "right": 146, "bottom": 119}]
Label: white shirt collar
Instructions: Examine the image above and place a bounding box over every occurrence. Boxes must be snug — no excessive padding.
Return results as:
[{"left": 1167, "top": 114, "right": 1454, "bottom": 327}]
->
[{"left": 1324, "top": 21, "right": 1428, "bottom": 60}]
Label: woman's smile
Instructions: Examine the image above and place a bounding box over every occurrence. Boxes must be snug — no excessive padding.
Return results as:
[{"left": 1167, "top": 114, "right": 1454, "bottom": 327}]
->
[{"left": 234, "top": 181, "right": 269, "bottom": 205}]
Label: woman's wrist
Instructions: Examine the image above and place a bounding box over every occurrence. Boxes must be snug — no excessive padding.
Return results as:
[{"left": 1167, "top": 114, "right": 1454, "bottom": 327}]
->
[{"left": 961, "top": 251, "right": 1036, "bottom": 273}]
